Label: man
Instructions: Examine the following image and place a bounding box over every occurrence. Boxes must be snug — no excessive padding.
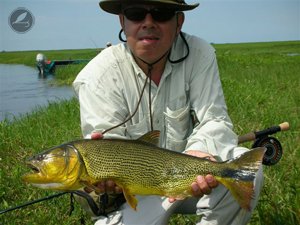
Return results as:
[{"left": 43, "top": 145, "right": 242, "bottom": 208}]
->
[{"left": 73, "top": 0, "right": 263, "bottom": 224}]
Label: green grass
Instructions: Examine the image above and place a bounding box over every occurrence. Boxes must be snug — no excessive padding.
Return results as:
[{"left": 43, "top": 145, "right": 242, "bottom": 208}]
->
[
  {"left": 54, "top": 64, "right": 88, "bottom": 85},
  {"left": 0, "top": 41, "right": 299, "bottom": 224}
]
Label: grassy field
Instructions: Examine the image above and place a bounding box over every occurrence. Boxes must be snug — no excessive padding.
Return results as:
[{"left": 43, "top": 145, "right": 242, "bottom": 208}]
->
[{"left": 0, "top": 41, "right": 299, "bottom": 224}]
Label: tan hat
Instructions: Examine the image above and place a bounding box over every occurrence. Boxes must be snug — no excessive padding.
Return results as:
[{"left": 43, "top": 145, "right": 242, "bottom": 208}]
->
[{"left": 99, "top": 0, "right": 199, "bottom": 15}]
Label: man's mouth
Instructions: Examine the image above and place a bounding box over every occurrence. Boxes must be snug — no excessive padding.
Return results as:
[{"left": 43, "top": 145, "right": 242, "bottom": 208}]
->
[
  {"left": 139, "top": 35, "right": 159, "bottom": 42},
  {"left": 141, "top": 37, "right": 158, "bottom": 40}
]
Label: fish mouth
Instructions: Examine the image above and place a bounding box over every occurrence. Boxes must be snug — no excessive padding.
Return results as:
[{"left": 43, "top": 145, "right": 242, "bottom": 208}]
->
[
  {"left": 22, "top": 161, "right": 43, "bottom": 183},
  {"left": 26, "top": 161, "right": 41, "bottom": 174}
]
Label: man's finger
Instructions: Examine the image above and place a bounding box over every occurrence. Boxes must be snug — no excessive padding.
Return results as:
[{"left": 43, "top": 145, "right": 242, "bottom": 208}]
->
[
  {"left": 115, "top": 186, "right": 123, "bottom": 194},
  {"left": 196, "top": 176, "right": 211, "bottom": 195},
  {"left": 205, "top": 174, "right": 218, "bottom": 188},
  {"left": 91, "top": 132, "right": 103, "bottom": 139},
  {"left": 106, "top": 180, "right": 116, "bottom": 193},
  {"left": 168, "top": 197, "right": 177, "bottom": 203}
]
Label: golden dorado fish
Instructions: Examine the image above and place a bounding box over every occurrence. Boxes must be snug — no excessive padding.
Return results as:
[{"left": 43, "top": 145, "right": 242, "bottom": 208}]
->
[{"left": 22, "top": 131, "right": 265, "bottom": 211}]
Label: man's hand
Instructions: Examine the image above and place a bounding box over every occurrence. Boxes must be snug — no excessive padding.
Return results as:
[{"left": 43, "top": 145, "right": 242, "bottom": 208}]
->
[
  {"left": 168, "top": 150, "right": 219, "bottom": 203},
  {"left": 84, "top": 180, "right": 123, "bottom": 194}
]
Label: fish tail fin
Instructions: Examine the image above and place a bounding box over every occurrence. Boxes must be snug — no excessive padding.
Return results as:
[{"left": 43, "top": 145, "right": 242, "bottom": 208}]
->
[{"left": 218, "top": 147, "right": 266, "bottom": 211}]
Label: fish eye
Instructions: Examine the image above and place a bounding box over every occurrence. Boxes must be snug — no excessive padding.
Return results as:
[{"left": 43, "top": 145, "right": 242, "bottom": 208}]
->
[
  {"left": 40, "top": 154, "right": 46, "bottom": 160},
  {"left": 33, "top": 153, "right": 46, "bottom": 161}
]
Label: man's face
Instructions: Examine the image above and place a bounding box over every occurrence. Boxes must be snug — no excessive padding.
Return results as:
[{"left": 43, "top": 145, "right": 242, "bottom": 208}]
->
[{"left": 119, "top": 5, "right": 184, "bottom": 64}]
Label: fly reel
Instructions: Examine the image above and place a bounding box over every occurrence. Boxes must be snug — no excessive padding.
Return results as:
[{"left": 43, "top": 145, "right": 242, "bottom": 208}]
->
[
  {"left": 252, "top": 136, "right": 283, "bottom": 166},
  {"left": 238, "top": 122, "right": 289, "bottom": 166}
]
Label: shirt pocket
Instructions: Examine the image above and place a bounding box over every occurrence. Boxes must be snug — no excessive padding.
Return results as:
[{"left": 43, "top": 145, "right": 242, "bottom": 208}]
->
[{"left": 164, "top": 104, "right": 191, "bottom": 152}]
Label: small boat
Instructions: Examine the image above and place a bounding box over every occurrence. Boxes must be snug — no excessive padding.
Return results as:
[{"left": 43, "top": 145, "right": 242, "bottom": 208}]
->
[{"left": 36, "top": 53, "right": 89, "bottom": 76}]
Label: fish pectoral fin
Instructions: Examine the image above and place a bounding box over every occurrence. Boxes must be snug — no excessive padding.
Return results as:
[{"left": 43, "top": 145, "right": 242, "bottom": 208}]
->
[{"left": 122, "top": 188, "right": 138, "bottom": 211}]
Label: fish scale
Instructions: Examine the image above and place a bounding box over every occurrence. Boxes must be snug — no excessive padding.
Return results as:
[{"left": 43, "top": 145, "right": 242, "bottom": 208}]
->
[{"left": 76, "top": 140, "right": 169, "bottom": 187}]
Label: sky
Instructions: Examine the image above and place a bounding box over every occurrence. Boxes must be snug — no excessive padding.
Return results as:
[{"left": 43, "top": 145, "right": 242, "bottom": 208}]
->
[{"left": 1, "top": 0, "right": 299, "bottom": 51}]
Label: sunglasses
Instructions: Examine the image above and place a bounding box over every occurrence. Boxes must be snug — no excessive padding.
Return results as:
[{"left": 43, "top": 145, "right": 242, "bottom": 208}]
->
[{"left": 123, "top": 7, "right": 177, "bottom": 22}]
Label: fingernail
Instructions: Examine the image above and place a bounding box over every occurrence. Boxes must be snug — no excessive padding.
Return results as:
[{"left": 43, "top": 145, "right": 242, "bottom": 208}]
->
[
  {"left": 206, "top": 175, "right": 213, "bottom": 183},
  {"left": 192, "top": 183, "right": 199, "bottom": 192},
  {"left": 197, "top": 176, "right": 204, "bottom": 183}
]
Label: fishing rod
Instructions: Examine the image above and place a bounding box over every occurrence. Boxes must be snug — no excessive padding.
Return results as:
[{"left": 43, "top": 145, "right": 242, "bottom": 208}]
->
[
  {"left": 0, "top": 190, "right": 116, "bottom": 217},
  {"left": 0, "top": 192, "right": 69, "bottom": 215},
  {"left": 238, "top": 122, "right": 290, "bottom": 166}
]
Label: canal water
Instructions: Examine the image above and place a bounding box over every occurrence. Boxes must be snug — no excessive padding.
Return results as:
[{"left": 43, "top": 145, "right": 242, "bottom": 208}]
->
[{"left": 0, "top": 64, "right": 75, "bottom": 121}]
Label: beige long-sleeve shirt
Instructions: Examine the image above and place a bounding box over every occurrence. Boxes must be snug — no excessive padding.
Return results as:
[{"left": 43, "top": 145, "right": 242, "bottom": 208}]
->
[{"left": 73, "top": 33, "right": 240, "bottom": 161}]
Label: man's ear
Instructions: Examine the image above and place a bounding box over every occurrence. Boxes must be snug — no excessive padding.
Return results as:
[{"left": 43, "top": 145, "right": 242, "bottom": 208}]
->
[
  {"left": 119, "top": 14, "right": 125, "bottom": 30},
  {"left": 176, "top": 12, "right": 185, "bottom": 35}
]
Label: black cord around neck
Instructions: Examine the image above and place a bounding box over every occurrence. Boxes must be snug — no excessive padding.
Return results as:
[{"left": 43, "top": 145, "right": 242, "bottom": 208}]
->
[
  {"left": 132, "top": 50, "right": 170, "bottom": 131},
  {"left": 103, "top": 32, "right": 190, "bottom": 135},
  {"left": 168, "top": 32, "right": 190, "bottom": 64},
  {"left": 102, "top": 50, "right": 169, "bottom": 134}
]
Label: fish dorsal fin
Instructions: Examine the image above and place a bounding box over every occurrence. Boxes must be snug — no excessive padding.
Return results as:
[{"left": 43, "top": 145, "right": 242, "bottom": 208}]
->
[{"left": 137, "top": 130, "right": 160, "bottom": 147}]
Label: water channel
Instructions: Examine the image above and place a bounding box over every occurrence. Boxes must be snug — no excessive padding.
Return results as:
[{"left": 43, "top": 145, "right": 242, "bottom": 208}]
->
[{"left": 0, "top": 64, "right": 75, "bottom": 121}]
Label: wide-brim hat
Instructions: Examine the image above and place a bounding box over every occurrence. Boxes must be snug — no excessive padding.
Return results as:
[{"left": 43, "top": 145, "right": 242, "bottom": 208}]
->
[{"left": 99, "top": 0, "right": 199, "bottom": 15}]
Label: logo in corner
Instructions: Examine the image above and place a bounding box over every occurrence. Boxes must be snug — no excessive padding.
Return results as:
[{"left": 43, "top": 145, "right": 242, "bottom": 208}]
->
[{"left": 9, "top": 7, "right": 35, "bottom": 33}]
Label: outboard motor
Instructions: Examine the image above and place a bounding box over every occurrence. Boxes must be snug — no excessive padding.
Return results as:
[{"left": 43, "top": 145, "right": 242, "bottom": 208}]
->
[{"left": 36, "top": 53, "right": 46, "bottom": 75}]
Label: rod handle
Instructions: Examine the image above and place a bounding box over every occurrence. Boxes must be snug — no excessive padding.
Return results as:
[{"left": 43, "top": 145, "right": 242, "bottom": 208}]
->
[
  {"left": 238, "top": 132, "right": 256, "bottom": 144},
  {"left": 279, "top": 122, "right": 290, "bottom": 131},
  {"left": 238, "top": 122, "right": 289, "bottom": 144}
]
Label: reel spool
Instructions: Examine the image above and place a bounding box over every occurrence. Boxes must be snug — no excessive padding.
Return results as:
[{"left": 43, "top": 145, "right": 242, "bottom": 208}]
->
[
  {"left": 238, "top": 122, "right": 289, "bottom": 166},
  {"left": 252, "top": 136, "right": 283, "bottom": 166}
]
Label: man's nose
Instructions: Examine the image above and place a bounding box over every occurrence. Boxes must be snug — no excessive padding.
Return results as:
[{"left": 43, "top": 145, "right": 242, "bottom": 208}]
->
[{"left": 143, "top": 13, "right": 156, "bottom": 26}]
